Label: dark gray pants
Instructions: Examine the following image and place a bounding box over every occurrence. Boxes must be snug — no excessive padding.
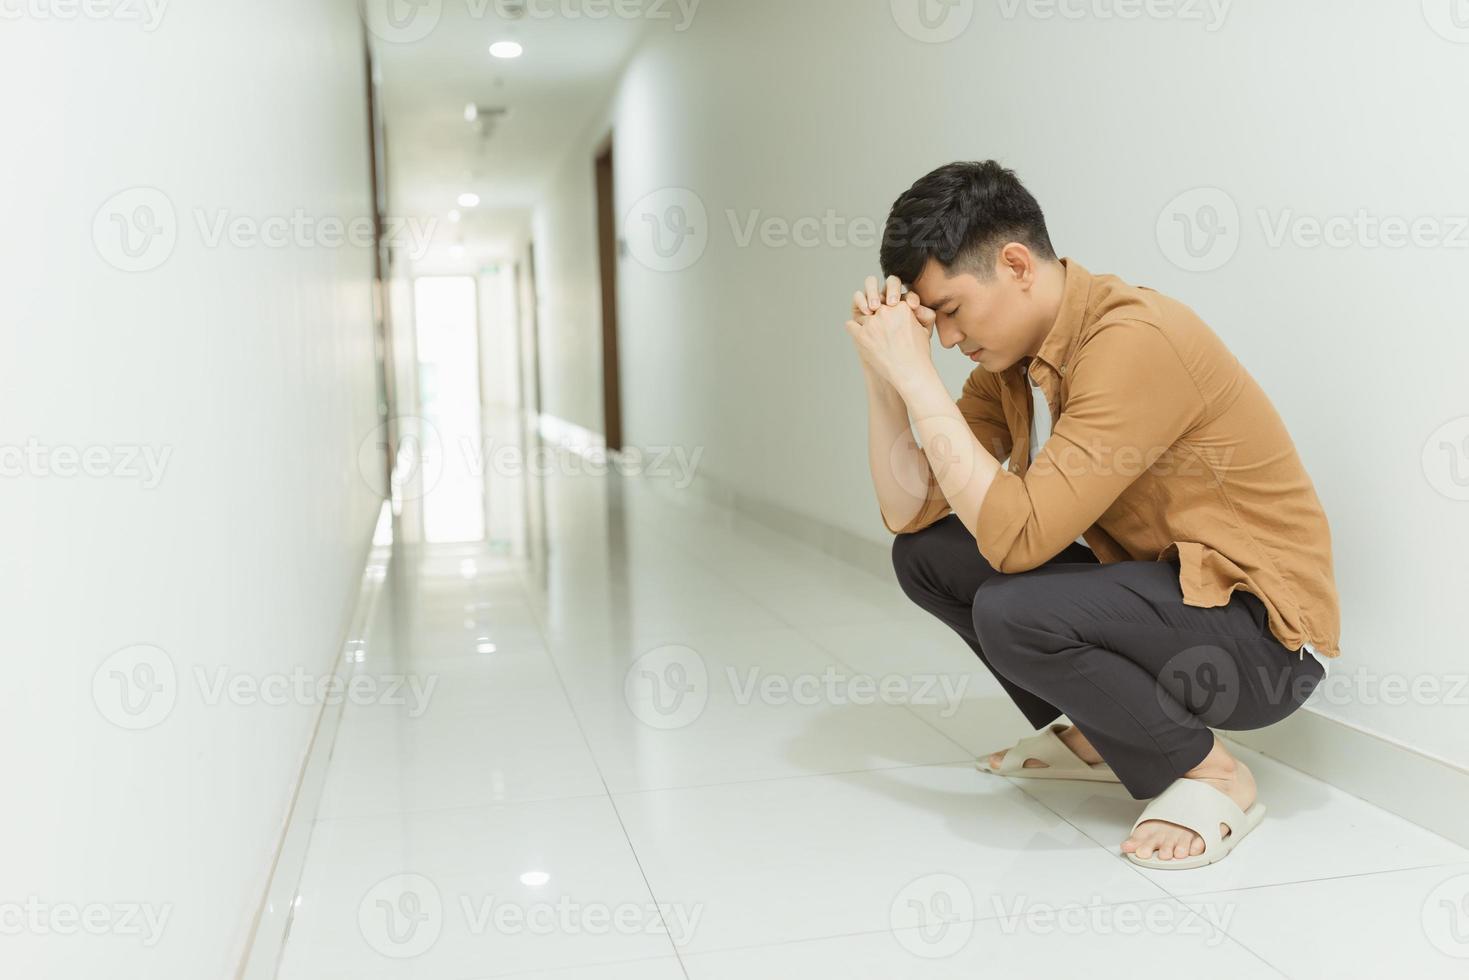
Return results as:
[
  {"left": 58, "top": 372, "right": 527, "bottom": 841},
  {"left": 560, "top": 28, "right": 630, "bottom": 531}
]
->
[{"left": 891, "top": 514, "right": 1325, "bottom": 799}]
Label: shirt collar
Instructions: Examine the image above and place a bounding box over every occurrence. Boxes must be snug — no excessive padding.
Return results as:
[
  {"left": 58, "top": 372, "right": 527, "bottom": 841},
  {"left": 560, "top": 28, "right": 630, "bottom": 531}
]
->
[{"left": 1022, "top": 256, "right": 1091, "bottom": 384}]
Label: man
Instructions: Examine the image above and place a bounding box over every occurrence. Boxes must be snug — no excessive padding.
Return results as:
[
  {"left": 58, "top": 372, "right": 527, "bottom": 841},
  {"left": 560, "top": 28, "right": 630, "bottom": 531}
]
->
[{"left": 843, "top": 160, "right": 1339, "bottom": 869}]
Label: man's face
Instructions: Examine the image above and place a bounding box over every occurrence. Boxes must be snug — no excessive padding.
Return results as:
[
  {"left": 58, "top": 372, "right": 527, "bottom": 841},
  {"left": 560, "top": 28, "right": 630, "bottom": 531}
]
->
[{"left": 909, "top": 253, "right": 1035, "bottom": 373}]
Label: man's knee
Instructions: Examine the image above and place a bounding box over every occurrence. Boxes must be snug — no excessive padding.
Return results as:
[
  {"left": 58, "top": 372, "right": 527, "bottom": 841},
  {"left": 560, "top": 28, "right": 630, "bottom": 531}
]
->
[
  {"left": 971, "top": 574, "right": 1047, "bottom": 675},
  {"left": 890, "top": 527, "right": 935, "bottom": 601}
]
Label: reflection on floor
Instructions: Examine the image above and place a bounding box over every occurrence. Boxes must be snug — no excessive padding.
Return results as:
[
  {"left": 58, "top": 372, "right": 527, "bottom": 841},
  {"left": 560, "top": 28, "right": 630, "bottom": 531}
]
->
[{"left": 276, "top": 460, "right": 1469, "bottom": 979}]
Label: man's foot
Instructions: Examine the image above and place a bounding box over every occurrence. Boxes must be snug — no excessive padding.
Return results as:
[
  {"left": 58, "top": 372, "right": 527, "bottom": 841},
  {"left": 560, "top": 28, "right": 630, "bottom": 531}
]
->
[
  {"left": 986, "top": 723, "right": 1104, "bottom": 771},
  {"left": 1121, "top": 736, "right": 1256, "bottom": 861}
]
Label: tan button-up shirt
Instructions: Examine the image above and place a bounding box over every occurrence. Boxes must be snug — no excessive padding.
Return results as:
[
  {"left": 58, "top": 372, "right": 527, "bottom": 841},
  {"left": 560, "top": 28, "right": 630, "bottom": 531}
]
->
[{"left": 884, "top": 258, "right": 1341, "bottom": 660}]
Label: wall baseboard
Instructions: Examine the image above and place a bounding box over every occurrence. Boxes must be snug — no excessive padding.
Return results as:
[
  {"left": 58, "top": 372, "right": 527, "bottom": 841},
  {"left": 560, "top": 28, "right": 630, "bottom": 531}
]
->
[
  {"left": 1223, "top": 710, "right": 1469, "bottom": 850},
  {"left": 529, "top": 413, "right": 1469, "bottom": 852},
  {"left": 235, "top": 502, "right": 395, "bottom": 980}
]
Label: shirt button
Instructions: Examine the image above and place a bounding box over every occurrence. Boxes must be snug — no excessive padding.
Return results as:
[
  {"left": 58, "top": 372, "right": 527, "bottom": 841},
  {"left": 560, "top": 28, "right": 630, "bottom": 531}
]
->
[{"left": 1059, "top": 364, "right": 1068, "bottom": 375}]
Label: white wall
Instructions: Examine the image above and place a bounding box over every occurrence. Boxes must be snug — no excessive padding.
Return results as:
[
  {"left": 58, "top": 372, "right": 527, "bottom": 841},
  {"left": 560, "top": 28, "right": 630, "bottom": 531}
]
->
[
  {"left": 0, "top": 1, "right": 383, "bottom": 976},
  {"left": 532, "top": 152, "right": 605, "bottom": 433},
  {"left": 534, "top": 0, "right": 1469, "bottom": 768}
]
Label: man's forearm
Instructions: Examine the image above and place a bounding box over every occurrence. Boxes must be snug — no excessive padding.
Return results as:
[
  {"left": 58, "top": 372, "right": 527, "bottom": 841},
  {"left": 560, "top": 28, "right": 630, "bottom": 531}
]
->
[
  {"left": 865, "top": 368, "right": 932, "bottom": 532},
  {"left": 897, "top": 368, "right": 1003, "bottom": 540}
]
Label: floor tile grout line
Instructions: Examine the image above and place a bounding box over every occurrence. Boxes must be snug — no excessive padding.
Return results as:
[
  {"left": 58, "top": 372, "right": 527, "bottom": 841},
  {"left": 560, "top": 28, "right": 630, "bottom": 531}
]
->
[
  {"left": 1155, "top": 895, "right": 1293, "bottom": 979},
  {"left": 1163, "top": 858, "right": 1469, "bottom": 900},
  {"left": 509, "top": 537, "right": 694, "bottom": 980}
]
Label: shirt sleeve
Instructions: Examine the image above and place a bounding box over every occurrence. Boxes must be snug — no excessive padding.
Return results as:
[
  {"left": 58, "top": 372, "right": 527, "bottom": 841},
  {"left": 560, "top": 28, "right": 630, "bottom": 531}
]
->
[
  {"left": 883, "top": 367, "right": 1015, "bottom": 535},
  {"left": 974, "top": 322, "right": 1206, "bottom": 571}
]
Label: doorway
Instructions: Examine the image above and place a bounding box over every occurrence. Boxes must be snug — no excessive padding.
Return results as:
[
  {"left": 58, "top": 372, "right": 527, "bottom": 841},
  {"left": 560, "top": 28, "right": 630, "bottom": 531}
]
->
[{"left": 594, "top": 137, "right": 624, "bottom": 453}]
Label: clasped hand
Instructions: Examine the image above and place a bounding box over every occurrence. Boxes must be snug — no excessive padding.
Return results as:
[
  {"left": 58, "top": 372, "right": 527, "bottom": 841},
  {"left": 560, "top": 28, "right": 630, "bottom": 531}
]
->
[{"left": 843, "top": 274, "right": 938, "bottom": 393}]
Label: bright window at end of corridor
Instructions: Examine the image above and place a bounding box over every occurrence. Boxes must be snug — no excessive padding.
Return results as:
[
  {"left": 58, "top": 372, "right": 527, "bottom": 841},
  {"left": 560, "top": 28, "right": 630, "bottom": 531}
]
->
[{"left": 414, "top": 276, "right": 485, "bottom": 544}]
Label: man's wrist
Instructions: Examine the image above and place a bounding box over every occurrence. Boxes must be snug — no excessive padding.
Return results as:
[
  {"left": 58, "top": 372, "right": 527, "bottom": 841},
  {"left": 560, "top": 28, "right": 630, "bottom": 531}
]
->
[
  {"left": 864, "top": 367, "right": 905, "bottom": 404},
  {"left": 893, "top": 364, "right": 943, "bottom": 405}
]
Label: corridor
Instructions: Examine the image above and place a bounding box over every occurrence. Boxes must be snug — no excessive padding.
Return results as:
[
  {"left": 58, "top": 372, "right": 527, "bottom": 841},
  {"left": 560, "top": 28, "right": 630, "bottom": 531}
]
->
[
  {"left": 8, "top": 1, "right": 1469, "bottom": 978},
  {"left": 269, "top": 454, "right": 1469, "bottom": 978}
]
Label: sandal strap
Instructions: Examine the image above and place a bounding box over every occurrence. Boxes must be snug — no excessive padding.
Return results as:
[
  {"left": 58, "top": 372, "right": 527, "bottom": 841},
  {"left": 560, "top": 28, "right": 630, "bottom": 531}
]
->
[
  {"left": 995, "top": 724, "right": 1085, "bottom": 774},
  {"left": 1130, "top": 778, "right": 1248, "bottom": 853}
]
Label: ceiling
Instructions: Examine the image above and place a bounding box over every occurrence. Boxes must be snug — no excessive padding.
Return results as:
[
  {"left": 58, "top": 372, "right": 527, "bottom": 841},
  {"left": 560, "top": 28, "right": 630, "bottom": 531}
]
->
[{"left": 369, "top": 1, "right": 650, "bottom": 272}]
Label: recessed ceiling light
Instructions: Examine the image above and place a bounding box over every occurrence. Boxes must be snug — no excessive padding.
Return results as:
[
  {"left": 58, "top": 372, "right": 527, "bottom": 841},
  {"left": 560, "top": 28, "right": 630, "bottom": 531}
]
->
[
  {"left": 457, "top": 192, "right": 480, "bottom": 208},
  {"left": 489, "top": 40, "right": 523, "bottom": 59},
  {"left": 464, "top": 102, "right": 479, "bottom": 122}
]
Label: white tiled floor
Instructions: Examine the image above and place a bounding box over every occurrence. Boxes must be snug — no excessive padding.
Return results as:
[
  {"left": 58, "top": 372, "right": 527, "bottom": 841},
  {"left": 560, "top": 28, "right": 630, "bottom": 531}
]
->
[{"left": 275, "top": 465, "right": 1469, "bottom": 979}]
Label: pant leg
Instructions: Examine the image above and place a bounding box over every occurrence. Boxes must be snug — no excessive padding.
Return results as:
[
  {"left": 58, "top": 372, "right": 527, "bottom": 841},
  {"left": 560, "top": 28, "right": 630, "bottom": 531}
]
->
[
  {"left": 890, "top": 513, "right": 1100, "bottom": 730},
  {"left": 970, "top": 557, "right": 1326, "bottom": 799}
]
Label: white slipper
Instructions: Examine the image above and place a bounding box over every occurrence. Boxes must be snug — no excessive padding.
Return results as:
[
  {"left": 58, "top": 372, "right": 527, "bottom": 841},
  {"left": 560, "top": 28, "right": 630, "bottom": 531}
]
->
[
  {"left": 1124, "top": 777, "right": 1266, "bottom": 870},
  {"left": 976, "top": 723, "right": 1122, "bottom": 783}
]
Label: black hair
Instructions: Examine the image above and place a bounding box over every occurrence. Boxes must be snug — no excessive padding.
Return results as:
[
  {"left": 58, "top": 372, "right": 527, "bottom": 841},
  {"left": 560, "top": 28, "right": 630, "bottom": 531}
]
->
[{"left": 879, "top": 160, "right": 1057, "bottom": 285}]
